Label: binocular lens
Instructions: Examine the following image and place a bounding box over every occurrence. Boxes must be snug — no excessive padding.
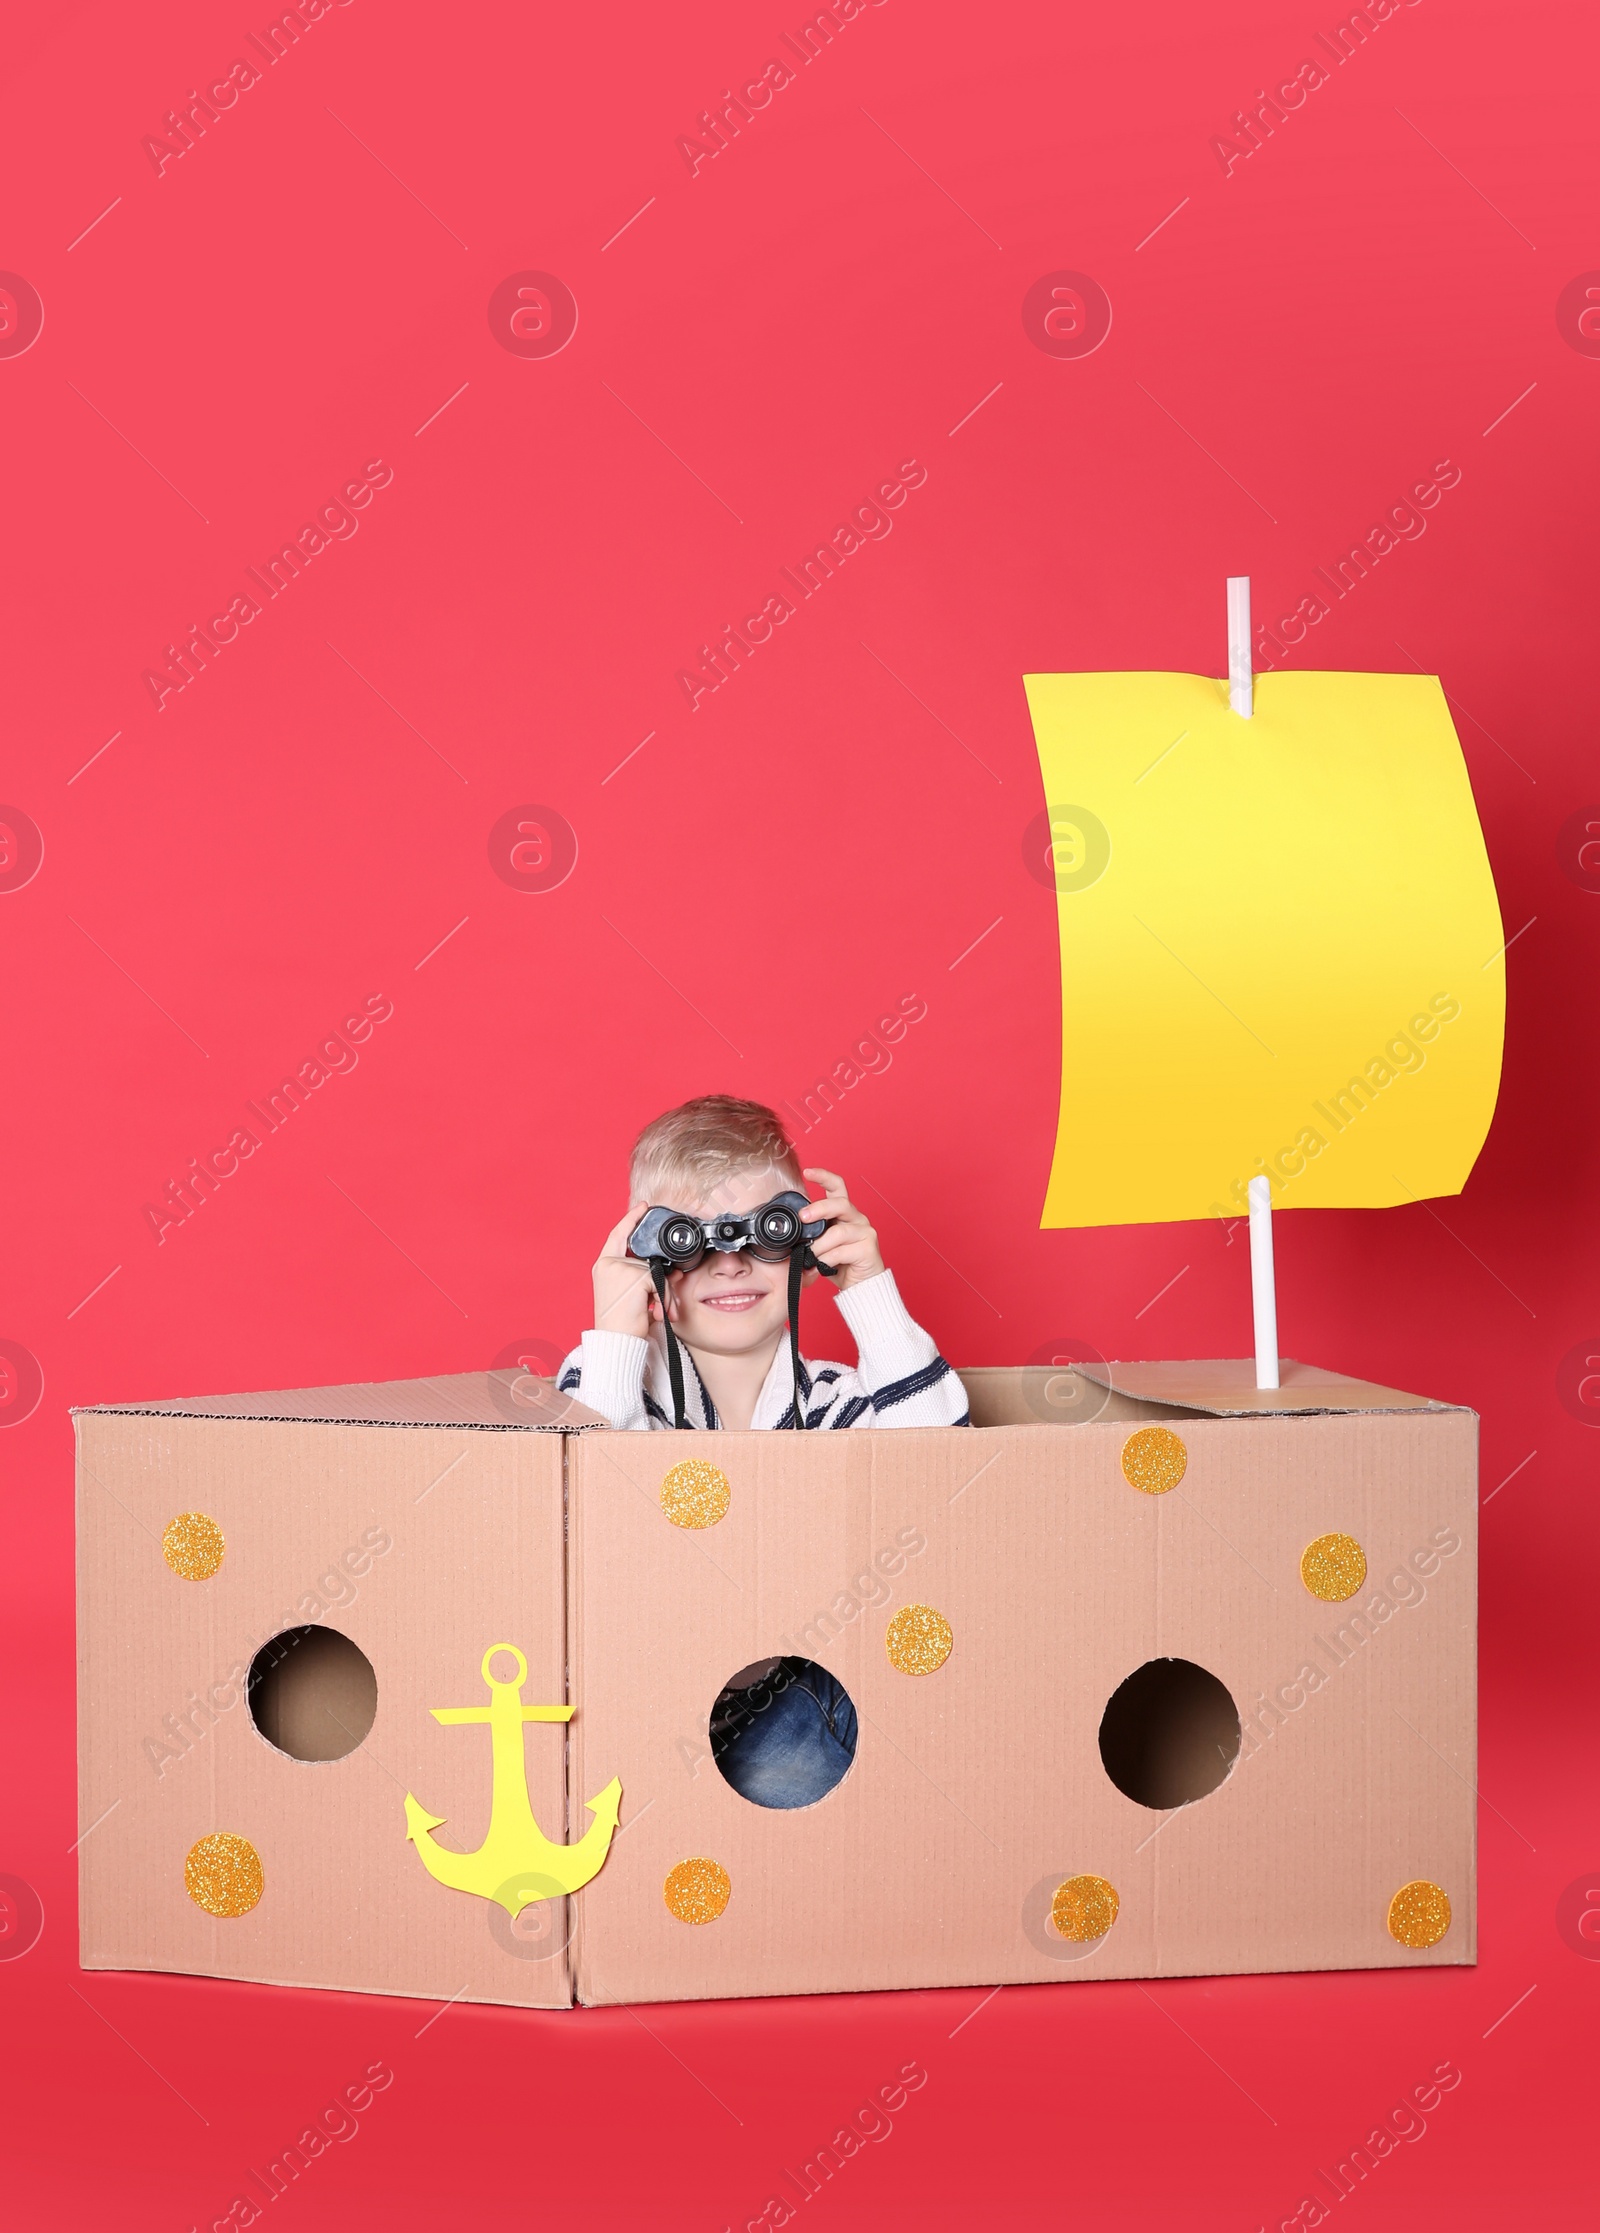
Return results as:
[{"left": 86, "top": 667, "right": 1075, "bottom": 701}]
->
[{"left": 634, "top": 1194, "right": 816, "bottom": 1272}]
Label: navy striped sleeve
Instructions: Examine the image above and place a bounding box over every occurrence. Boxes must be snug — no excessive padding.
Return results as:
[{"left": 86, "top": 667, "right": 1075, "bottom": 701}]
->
[{"left": 869, "top": 1356, "right": 953, "bottom": 1413}]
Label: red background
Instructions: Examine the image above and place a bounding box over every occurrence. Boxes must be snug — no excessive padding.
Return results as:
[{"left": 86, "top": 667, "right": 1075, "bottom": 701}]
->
[{"left": 2, "top": 0, "right": 1596, "bottom": 2223}]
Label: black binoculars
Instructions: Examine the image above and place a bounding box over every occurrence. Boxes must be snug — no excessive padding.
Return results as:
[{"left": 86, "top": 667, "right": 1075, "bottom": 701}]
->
[{"left": 629, "top": 1191, "right": 832, "bottom": 1272}]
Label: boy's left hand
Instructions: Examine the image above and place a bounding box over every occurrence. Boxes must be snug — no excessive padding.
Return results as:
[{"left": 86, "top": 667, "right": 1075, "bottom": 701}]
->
[{"left": 801, "top": 1168, "right": 886, "bottom": 1292}]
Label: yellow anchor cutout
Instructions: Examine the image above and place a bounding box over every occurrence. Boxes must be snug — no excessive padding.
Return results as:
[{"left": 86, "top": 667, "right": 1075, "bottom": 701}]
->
[{"left": 403, "top": 1644, "right": 621, "bottom": 1916}]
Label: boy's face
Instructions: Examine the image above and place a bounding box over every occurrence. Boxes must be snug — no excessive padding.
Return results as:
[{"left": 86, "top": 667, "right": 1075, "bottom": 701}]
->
[{"left": 648, "top": 1164, "right": 812, "bottom": 1358}]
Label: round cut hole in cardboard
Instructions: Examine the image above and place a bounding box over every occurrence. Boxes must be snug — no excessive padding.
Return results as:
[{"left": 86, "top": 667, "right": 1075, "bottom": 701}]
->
[
  {"left": 184, "top": 1833, "right": 264, "bottom": 1917},
  {"left": 1120, "top": 1425, "right": 1186, "bottom": 1494},
  {"left": 1099, "top": 1656, "right": 1241, "bottom": 1809},
  {"left": 709, "top": 1659, "right": 857, "bottom": 1809},
  {"left": 162, "top": 1511, "right": 225, "bottom": 1580},
  {"left": 1388, "top": 1879, "right": 1452, "bottom": 1948},
  {"left": 660, "top": 1459, "right": 731, "bottom": 1529},
  {"left": 1050, "top": 1874, "right": 1120, "bottom": 1943},
  {"left": 1300, "top": 1531, "right": 1368, "bottom": 1601},
  {"left": 885, "top": 1603, "right": 953, "bottom": 1675},
  {"left": 248, "top": 1627, "right": 377, "bottom": 1762},
  {"left": 664, "top": 1857, "right": 731, "bottom": 1924}
]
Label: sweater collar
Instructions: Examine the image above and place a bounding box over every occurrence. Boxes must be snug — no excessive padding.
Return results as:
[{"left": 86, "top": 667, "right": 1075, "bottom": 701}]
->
[{"left": 644, "top": 1326, "right": 810, "bottom": 1429}]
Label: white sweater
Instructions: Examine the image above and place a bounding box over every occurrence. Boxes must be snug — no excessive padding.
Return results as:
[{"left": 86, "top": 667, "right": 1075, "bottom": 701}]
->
[{"left": 557, "top": 1268, "right": 970, "bottom": 1431}]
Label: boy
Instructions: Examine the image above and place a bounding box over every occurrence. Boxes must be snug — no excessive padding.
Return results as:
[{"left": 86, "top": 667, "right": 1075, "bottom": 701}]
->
[
  {"left": 558, "top": 1094, "right": 968, "bottom": 1809},
  {"left": 557, "top": 1094, "right": 970, "bottom": 1432}
]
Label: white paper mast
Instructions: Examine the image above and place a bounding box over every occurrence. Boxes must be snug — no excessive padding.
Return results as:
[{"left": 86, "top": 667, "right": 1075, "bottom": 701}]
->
[
  {"left": 1227, "top": 574, "right": 1253, "bottom": 721},
  {"left": 1227, "top": 579, "right": 1277, "bottom": 1386}
]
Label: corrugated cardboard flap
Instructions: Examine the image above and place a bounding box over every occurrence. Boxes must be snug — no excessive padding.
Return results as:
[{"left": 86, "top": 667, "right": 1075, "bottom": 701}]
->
[
  {"left": 1077, "top": 1357, "right": 1468, "bottom": 1417},
  {"left": 71, "top": 1370, "right": 606, "bottom": 1433}
]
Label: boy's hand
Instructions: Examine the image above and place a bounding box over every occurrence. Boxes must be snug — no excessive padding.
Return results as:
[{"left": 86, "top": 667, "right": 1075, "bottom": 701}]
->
[
  {"left": 593, "top": 1201, "right": 655, "bottom": 1340},
  {"left": 801, "top": 1169, "right": 886, "bottom": 1292}
]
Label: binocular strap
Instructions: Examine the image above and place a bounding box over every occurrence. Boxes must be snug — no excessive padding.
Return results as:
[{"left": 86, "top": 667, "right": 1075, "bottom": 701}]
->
[
  {"left": 650, "top": 1259, "right": 689, "bottom": 1431},
  {"left": 787, "top": 1247, "right": 806, "bottom": 1430}
]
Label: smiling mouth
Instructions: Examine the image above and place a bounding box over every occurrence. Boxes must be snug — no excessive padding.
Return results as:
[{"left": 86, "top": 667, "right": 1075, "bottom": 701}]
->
[{"left": 699, "top": 1293, "right": 765, "bottom": 1312}]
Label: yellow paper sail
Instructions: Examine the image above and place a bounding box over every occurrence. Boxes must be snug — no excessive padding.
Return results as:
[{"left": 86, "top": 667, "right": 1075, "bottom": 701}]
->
[{"left": 1024, "top": 671, "right": 1505, "bottom": 1228}]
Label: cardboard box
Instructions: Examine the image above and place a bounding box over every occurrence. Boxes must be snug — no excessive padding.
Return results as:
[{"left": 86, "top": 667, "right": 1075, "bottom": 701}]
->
[{"left": 76, "top": 1360, "right": 1476, "bottom": 2009}]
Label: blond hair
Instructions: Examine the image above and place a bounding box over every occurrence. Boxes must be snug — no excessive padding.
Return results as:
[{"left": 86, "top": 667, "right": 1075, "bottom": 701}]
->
[{"left": 629, "top": 1094, "right": 802, "bottom": 1207}]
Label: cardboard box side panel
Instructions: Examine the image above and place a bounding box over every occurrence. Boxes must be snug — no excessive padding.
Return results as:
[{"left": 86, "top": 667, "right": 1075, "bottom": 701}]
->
[
  {"left": 567, "top": 1414, "right": 1475, "bottom": 2007},
  {"left": 566, "top": 1423, "right": 1100, "bottom": 2003},
  {"left": 76, "top": 1416, "right": 573, "bottom": 2009},
  {"left": 78, "top": 1411, "right": 219, "bottom": 1975},
  {"left": 1147, "top": 1409, "right": 1476, "bottom": 1977}
]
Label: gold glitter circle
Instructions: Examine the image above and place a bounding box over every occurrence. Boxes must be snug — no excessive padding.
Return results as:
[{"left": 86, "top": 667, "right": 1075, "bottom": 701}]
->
[
  {"left": 885, "top": 1603, "right": 953, "bottom": 1676},
  {"left": 1050, "top": 1874, "right": 1120, "bottom": 1943},
  {"left": 1388, "top": 1880, "right": 1451, "bottom": 1949},
  {"left": 184, "top": 1833, "right": 264, "bottom": 1918},
  {"left": 660, "top": 1459, "right": 731, "bottom": 1529},
  {"left": 663, "top": 1857, "right": 731, "bottom": 1925},
  {"left": 1300, "top": 1532, "right": 1368, "bottom": 1602},
  {"left": 1120, "top": 1426, "right": 1187, "bottom": 1494},
  {"left": 162, "top": 1511, "right": 225, "bottom": 1581}
]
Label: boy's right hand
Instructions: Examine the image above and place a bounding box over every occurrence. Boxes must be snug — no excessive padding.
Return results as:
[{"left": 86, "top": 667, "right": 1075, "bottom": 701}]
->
[{"left": 592, "top": 1201, "right": 654, "bottom": 1341}]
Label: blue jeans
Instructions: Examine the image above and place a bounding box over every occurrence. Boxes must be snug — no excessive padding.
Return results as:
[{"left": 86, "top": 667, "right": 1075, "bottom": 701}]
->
[{"left": 711, "top": 1660, "right": 857, "bottom": 1809}]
